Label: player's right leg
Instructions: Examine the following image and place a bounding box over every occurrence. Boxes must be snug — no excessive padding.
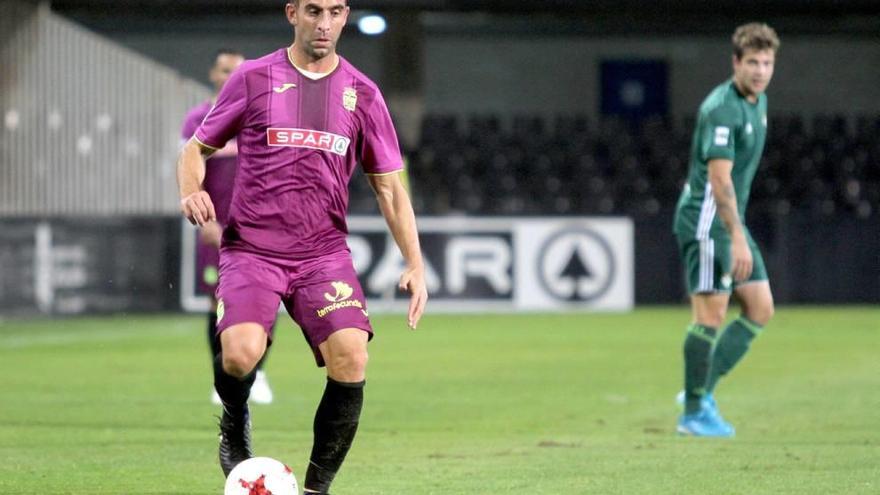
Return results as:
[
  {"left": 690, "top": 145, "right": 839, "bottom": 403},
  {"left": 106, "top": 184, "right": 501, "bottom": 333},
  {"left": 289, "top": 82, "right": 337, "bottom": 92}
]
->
[
  {"left": 209, "top": 302, "right": 275, "bottom": 405},
  {"left": 676, "top": 236, "right": 735, "bottom": 436},
  {"left": 200, "top": 236, "right": 275, "bottom": 405},
  {"left": 214, "top": 323, "right": 266, "bottom": 476},
  {"left": 214, "top": 250, "right": 285, "bottom": 476},
  {"left": 678, "top": 293, "right": 735, "bottom": 436},
  {"left": 219, "top": 322, "right": 268, "bottom": 379}
]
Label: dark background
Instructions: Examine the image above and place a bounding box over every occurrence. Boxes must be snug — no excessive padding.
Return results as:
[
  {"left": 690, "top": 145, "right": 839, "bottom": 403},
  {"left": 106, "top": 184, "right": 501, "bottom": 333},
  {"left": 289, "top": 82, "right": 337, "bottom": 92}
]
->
[{"left": 2, "top": 0, "right": 878, "bottom": 313}]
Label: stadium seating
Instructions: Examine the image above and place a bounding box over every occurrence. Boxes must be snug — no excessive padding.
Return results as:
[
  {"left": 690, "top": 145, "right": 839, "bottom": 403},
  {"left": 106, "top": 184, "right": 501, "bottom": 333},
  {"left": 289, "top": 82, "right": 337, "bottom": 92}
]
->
[{"left": 364, "top": 113, "right": 880, "bottom": 219}]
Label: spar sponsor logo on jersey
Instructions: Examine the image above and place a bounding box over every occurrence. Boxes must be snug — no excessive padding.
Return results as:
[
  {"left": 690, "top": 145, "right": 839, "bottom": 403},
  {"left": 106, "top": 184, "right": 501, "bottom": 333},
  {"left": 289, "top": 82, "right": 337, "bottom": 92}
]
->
[{"left": 267, "top": 128, "right": 351, "bottom": 156}]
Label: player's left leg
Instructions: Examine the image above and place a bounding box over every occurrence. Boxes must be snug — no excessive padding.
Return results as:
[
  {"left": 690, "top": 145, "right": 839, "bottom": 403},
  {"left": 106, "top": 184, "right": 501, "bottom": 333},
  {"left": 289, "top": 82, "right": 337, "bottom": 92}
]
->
[
  {"left": 707, "top": 281, "right": 773, "bottom": 393},
  {"left": 303, "top": 329, "right": 369, "bottom": 495},
  {"left": 707, "top": 234, "right": 774, "bottom": 393},
  {"left": 287, "top": 251, "right": 373, "bottom": 494}
]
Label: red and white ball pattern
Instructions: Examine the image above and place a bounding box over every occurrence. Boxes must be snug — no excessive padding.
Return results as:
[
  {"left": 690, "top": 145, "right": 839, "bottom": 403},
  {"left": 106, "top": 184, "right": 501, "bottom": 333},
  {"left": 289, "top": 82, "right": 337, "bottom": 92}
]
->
[{"left": 224, "top": 457, "right": 298, "bottom": 495}]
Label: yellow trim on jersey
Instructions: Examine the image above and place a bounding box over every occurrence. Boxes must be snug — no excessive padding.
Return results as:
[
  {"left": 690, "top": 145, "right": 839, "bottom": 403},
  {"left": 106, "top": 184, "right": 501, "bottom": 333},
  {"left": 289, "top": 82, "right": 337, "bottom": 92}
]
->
[
  {"left": 364, "top": 168, "right": 404, "bottom": 177},
  {"left": 400, "top": 156, "right": 410, "bottom": 193},
  {"left": 365, "top": 157, "right": 410, "bottom": 193},
  {"left": 191, "top": 135, "right": 220, "bottom": 155}
]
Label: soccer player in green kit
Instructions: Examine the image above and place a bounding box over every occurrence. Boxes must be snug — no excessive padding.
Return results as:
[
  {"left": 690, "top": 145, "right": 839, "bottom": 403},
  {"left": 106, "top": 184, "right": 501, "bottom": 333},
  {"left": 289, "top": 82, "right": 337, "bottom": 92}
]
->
[{"left": 673, "top": 23, "right": 780, "bottom": 437}]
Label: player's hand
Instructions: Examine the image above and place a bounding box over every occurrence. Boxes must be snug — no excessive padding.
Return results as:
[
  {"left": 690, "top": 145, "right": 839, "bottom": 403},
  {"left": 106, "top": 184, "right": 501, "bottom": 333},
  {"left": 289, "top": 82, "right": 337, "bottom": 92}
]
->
[
  {"left": 730, "top": 235, "right": 753, "bottom": 282},
  {"left": 180, "top": 191, "right": 216, "bottom": 226},
  {"left": 398, "top": 265, "right": 427, "bottom": 330},
  {"left": 199, "top": 221, "right": 223, "bottom": 248}
]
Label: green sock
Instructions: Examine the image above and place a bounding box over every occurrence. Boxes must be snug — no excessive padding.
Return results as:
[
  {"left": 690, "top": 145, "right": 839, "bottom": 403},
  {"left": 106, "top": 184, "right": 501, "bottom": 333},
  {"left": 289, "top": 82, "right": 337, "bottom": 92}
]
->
[
  {"left": 683, "top": 323, "right": 718, "bottom": 414},
  {"left": 706, "top": 316, "right": 763, "bottom": 393}
]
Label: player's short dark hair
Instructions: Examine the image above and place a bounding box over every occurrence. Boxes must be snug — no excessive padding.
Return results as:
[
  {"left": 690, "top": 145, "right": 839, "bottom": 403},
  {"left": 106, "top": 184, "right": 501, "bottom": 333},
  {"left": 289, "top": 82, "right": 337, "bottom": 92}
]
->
[
  {"left": 732, "top": 23, "right": 780, "bottom": 59},
  {"left": 287, "top": 0, "right": 349, "bottom": 7}
]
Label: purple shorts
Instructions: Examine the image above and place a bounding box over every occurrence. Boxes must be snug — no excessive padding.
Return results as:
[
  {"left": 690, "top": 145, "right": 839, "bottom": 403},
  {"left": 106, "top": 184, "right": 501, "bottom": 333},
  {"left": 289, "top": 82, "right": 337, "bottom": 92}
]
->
[
  {"left": 215, "top": 248, "right": 373, "bottom": 367},
  {"left": 195, "top": 236, "right": 220, "bottom": 296}
]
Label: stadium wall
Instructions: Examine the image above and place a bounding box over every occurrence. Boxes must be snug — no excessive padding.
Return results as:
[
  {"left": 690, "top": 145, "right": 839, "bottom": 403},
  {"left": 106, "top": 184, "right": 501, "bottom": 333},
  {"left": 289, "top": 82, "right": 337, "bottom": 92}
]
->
[
  {"left": 424, "top": 36, "right": 880, "bottom": 118},
  {"left": 0, "top": 2, "right": 210, "bottom": 216},
  {"left": 53, "top": 10, "right": 880, "bottom": 120},
  {"left": 57, "top": 13, "right": 387, "bottom": 89},
  {"left": 0, "top": 214, "right": 877, "bottom": 315}
]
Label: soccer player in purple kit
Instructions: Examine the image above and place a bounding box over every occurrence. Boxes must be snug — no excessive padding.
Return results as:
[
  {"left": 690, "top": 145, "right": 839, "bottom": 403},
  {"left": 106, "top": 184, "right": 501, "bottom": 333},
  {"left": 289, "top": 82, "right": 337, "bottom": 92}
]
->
[
  {"left": 181, "top": 49, "right": 274, "bottom": 406},
  {"left": 176, "top": 1, "right": 428, "bottom": 493}
]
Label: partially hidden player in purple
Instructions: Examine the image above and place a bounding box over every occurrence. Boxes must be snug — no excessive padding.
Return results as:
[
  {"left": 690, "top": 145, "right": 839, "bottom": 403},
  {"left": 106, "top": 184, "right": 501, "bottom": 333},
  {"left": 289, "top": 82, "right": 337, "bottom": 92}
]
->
[
  {"left": 176, "top": 1, "right": 428, "bottom": 493},
  {"left": 181, "top": 49, "right": 274, "bottom": 407}
]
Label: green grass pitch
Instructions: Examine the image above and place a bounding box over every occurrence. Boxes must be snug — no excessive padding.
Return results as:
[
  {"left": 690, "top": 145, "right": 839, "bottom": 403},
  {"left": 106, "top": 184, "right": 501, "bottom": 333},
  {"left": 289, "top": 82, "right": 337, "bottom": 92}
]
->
[{"left": 1, "top": 307, "right": 877, "bottom": 494}]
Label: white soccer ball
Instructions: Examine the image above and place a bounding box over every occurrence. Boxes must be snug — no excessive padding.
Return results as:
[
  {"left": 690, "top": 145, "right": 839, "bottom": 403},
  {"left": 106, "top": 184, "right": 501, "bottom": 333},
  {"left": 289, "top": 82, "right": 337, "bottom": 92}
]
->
[{"left": 224, "top": 457, "right": 298, "bottom": 495}]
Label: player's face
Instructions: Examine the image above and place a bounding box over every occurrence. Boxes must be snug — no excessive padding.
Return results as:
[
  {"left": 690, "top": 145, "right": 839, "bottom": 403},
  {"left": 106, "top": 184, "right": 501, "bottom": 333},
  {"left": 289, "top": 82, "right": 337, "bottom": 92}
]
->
[
  {"left": 287, "top": 0, "right": 349, "bottom": 60},
  {"left": 209, "top": 54, "right": 244, "bottom": 93},
  {"left": 733, "top": 48, "right": 775, "bottom": 98}
]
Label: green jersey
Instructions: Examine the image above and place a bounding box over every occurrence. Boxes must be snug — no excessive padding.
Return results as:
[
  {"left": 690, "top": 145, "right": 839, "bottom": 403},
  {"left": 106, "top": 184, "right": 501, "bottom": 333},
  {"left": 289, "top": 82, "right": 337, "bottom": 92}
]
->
[{"left": 673, "top": 79, "right": 768, "bottom": 239}]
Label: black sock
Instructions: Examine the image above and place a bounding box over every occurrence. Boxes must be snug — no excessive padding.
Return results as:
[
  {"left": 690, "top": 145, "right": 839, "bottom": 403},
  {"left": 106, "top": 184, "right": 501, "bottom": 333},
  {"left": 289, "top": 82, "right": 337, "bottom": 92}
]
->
[
  {"left": 213, "top": 353, "right": 255, "bottom": 412},
  {"left": 683, "top": 323, "right": 718, "bottom": 414},
  {"left": 207, "top": 311, "right": 221, "bottom": 358},
  {"left": 304, "top": 378, "right": 365, "bottom": 493}
]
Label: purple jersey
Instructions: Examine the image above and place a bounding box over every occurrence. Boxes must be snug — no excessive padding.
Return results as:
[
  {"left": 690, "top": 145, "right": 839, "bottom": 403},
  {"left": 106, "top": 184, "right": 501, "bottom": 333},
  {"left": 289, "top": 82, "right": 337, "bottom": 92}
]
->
[
  {"left": 194, "top": 48, "right": 403, "bottom": 259},
  {"left": 182, "top": 101, "right": 238, "bottom": 225}
]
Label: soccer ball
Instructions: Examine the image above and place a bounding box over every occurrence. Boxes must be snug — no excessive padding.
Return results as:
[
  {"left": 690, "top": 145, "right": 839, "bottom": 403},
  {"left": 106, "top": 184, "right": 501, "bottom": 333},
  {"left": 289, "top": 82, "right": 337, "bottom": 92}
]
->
[{"left": 223, "top": 457, "right": 298, "bottom": 495}]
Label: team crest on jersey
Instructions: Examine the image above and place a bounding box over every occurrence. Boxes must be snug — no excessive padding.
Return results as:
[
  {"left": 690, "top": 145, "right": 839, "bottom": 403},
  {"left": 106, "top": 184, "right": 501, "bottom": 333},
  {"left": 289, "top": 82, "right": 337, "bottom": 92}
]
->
[
  {"left": 342, "top": 87, "right": 357, "bottom": 112},
  {"left": 267, "top": 128, "right": 351, "bottom": 155}
]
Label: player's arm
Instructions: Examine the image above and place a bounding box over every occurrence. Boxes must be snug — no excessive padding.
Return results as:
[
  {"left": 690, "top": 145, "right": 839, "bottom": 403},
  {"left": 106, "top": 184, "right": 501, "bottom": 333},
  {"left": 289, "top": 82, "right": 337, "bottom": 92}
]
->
[
  {"left": 177, "top": 138, "right": 218, "bottom": 226},
  {"left": 181, "top": 118, "right": 222, "bottom": 244},
  {"left": 368, "top": 172, "right": 427, "bottom": 329},
  {"left": 179, "top": 65, "right": 247, "bottom": 226},
  {"left": 708, "top": 159, "right": 752, "bottom": 281}
]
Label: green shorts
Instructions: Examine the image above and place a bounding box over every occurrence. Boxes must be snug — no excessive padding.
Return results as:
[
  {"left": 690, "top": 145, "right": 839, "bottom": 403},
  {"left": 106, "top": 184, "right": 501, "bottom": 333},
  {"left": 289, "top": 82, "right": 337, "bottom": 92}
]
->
[{"left": 676, "top": 229, "right": 768, "bottom": 294}]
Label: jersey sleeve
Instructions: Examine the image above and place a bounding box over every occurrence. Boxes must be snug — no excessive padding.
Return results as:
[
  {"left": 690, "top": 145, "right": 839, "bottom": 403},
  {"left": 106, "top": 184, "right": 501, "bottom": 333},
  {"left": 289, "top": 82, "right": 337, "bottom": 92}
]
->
[
  {"left": 194, "top": 69, "right": 247, "bottom": 150},
  {"left": 701, "top": 105, "right": 740, "bottom": 162},
  {"left": 181, "top": 111, "right": 199, "bottom": 141},
  {"left": 358, "top": 90, "right": 403, "bottom": 175}
]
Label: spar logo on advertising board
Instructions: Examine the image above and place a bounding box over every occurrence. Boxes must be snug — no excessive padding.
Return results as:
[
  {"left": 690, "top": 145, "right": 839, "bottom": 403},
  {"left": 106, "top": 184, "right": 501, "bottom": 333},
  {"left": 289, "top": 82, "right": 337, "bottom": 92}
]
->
[
  {"left": 536, "top": 228, "right": 616, "bottom": 302},
  {"left": 267, "top": 128, "right": 351, "bottom": 156},
  {"left": 342, "top": 216, "right": 633, "bottom": 312},
  {"left": 181, "top": 216, "right": 632, "bottom": 313}
]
